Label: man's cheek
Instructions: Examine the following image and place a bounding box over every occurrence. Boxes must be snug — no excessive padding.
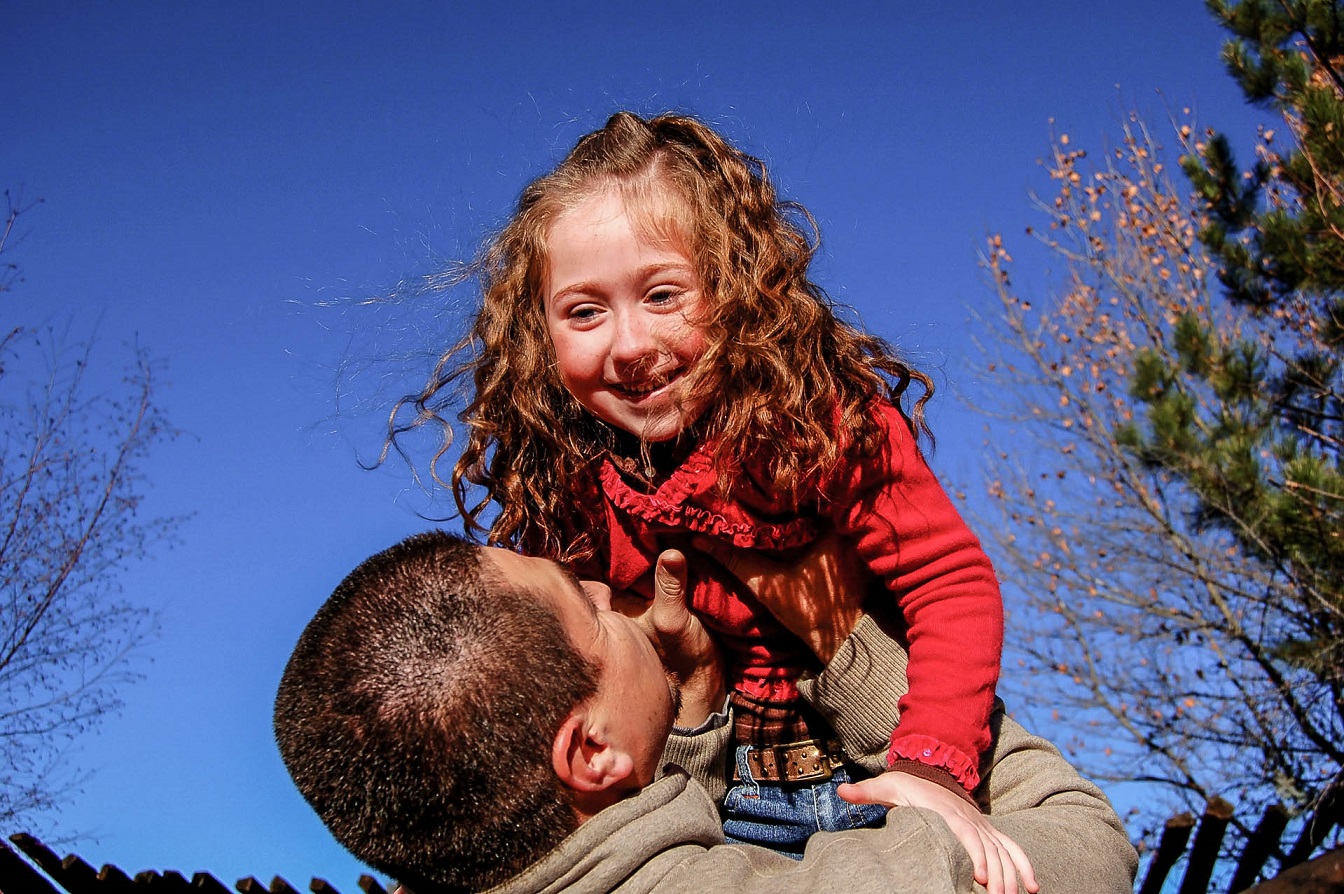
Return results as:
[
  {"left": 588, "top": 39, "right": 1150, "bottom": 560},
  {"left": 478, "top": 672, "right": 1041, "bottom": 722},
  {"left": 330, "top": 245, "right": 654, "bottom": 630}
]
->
[{"left": 611, "top": 589, "right": 650, "bottom": 618}]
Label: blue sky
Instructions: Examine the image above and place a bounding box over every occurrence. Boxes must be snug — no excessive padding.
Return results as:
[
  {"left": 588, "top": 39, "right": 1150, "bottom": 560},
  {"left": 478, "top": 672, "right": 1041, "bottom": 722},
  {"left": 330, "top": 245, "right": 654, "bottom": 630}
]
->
[{"left": 6, "top": 1, "right": 1270, "bottom": 886}]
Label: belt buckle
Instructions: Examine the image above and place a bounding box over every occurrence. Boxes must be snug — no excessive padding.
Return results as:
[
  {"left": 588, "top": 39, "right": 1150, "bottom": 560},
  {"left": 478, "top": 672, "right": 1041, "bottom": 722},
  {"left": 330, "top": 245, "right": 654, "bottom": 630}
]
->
[{"left": 778, "top": 740, "right": 834, "bottom": 783}]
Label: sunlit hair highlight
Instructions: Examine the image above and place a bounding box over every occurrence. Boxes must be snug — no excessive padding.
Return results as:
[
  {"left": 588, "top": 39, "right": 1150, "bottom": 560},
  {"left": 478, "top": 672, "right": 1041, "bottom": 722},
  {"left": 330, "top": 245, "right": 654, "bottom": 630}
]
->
[{"left": 389, "top": 111, "right": 933, "bottom": 566}]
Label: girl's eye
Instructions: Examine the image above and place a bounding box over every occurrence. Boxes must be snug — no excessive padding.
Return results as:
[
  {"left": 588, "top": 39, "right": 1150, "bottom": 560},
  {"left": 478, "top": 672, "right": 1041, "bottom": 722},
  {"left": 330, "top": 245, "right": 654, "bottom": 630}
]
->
[
  {"left": 568, "top": 304, "right": 601, "bottom": 321},
  {"left": 648, "top": 289, "right": 680, "bottom": 306}
]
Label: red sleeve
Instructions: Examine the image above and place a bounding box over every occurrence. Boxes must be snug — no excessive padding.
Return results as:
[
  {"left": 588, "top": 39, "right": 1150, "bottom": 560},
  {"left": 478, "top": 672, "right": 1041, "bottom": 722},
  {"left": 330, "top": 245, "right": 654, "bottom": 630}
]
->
[{"left": 826, "top": 402, "right": 1003, "bottom": 793}]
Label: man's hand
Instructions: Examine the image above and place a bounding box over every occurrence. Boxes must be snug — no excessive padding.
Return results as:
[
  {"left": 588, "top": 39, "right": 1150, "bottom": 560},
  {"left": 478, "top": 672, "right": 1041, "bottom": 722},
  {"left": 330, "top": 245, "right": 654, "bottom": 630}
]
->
[
  {"left": 691, "top": 530, "right": 868, "bottom": 662},
  {"left": 625, "top": 550, "right": 725, "bottom": 727},
  {"left": 839, "top": 770, "right": 1039, "bottom": 894}
]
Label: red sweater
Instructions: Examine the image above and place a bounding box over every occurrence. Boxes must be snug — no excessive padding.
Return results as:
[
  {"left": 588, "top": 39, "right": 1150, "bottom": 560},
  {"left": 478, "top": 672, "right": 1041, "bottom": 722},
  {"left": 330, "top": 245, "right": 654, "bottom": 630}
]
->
[{"left": 575, "top": 401, "right": 1003, "bottom": 792}]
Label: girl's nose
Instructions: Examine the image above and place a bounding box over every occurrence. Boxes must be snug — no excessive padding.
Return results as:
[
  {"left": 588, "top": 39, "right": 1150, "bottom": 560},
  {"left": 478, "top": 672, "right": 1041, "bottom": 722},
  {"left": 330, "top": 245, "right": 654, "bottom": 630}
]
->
[{"left": 609, "top": 312, "right": 659, "bottom": 367}]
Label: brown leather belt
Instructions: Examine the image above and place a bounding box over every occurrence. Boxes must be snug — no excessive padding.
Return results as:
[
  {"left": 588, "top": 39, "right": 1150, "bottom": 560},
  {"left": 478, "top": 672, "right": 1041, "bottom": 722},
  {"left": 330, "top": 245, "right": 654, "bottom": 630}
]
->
[{"left": 736, "top": 738, "right": 848, "bottom": 784}]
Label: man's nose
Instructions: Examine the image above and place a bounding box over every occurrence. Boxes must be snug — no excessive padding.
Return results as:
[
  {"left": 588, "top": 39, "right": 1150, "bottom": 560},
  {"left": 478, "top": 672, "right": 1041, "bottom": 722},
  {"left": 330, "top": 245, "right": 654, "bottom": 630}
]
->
[{"left": 580, "top": 580, "right": 613, "bottom": 611}]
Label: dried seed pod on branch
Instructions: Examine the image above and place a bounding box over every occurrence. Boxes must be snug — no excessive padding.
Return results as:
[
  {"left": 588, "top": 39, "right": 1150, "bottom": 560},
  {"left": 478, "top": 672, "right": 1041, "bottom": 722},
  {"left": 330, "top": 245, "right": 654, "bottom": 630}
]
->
[{"left": 973, "top": 103, "right": 1341, "bottom": 864}]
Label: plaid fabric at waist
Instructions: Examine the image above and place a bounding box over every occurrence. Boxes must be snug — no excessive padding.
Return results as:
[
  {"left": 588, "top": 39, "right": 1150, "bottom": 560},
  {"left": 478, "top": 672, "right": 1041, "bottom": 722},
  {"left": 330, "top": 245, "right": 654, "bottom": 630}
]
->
[{"left": 730, "top": 689, "right": 828, "bottom": 747}]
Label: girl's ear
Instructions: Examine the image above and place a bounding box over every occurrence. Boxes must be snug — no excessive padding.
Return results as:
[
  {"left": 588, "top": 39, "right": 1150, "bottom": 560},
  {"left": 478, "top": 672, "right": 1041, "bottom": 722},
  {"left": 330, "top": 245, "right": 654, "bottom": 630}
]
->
[{"left": 551, "top": 706, "right": 635, "bottom": 793}]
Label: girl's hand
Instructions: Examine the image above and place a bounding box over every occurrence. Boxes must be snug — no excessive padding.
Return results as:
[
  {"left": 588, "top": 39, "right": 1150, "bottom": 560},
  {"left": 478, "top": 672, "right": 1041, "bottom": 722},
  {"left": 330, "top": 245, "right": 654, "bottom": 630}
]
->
[
  {"left": 690, "top": 529, "right": 869, "bottom": 662},
  {"left": 838, "top": 771, "right": 1039, "bottom": 894}
]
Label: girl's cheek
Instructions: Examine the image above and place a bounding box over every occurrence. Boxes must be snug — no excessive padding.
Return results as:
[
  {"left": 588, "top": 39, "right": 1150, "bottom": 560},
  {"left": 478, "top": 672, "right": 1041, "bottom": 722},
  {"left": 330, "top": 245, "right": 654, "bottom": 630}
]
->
[{"left": 684, "top": 329, "right": 710, "bottom": 362}]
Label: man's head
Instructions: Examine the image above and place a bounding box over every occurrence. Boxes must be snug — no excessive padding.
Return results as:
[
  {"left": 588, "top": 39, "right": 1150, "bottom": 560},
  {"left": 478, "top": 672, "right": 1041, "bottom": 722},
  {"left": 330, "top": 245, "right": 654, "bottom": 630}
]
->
[{"left": 273, "top": 532, "right": 677, "bottom": 893}]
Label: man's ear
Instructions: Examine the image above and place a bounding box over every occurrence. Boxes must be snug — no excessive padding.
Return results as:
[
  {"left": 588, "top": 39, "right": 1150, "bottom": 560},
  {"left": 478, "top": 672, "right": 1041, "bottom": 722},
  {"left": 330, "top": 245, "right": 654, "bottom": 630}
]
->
[{"left": 552, "top": 706, "right": 635, "bottom": 793}]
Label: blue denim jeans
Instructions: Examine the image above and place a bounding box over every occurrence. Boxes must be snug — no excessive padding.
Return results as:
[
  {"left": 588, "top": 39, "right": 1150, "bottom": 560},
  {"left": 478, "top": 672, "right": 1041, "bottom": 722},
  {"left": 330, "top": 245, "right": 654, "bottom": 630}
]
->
[{"left": 722, "top": 745, "right": 889, "bottom": 859}]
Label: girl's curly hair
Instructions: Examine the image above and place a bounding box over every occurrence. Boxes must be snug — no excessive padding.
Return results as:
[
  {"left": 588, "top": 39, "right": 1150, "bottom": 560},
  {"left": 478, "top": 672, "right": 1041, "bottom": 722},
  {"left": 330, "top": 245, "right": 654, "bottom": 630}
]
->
[{"left": 389, "top": 111, "right": 933, "bottom": 565}]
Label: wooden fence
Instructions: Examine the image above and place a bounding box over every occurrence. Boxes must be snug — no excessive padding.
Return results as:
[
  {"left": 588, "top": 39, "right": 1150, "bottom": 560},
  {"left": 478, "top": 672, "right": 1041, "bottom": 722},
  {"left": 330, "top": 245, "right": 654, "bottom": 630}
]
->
[
  {"left": 1137, "top": 786, "right": 1342, "bottom": 894},
  {"left": 0, "top": 834, "right": 386, "bottom": 894},
  {"left": 2, "top": 805, "right": 1341, "bottom": 894}
]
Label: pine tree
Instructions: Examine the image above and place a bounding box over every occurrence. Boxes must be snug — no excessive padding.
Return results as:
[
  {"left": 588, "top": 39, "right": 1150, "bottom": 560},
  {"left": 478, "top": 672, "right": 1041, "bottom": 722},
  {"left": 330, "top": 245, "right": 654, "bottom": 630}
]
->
[
  {"left": 1149, "top": 0, "right": 1344, "bottom": 730},
  {"left": 972, "top": 5, "right": 1343, "bottom": 870}
]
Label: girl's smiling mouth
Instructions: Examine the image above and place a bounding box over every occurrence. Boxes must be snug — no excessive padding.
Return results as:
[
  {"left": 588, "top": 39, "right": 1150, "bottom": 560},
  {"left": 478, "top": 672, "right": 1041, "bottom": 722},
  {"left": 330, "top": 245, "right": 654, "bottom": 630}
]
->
[{"left": 609, "top": 366, "right": 687, "bottom": 399}]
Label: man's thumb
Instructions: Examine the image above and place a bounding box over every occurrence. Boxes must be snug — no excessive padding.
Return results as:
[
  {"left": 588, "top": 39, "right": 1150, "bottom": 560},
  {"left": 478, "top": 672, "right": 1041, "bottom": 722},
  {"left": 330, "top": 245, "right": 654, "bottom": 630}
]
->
[{"left": 653, "top": 549, "right": 688, "bottom": 610}]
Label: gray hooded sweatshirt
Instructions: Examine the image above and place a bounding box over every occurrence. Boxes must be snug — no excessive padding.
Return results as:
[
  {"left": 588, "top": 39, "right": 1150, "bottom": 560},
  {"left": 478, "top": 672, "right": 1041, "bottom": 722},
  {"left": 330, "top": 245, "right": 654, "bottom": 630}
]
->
[{"left": 486, "top": 615, "right": 1138, "bottom": 894}]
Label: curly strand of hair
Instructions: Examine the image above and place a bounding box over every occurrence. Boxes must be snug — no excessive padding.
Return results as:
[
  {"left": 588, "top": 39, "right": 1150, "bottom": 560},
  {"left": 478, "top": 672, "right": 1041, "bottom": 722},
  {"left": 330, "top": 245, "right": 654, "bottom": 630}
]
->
[{"left": 655, "top": 117, "right": 933, "bottom": 504}]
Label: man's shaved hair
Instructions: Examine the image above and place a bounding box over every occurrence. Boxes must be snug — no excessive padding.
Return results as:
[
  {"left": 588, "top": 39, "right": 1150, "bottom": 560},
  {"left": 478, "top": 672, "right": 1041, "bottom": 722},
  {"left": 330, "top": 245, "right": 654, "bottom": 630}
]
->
[{"left": 274, "top": 532, "right": 600, "bottom": 893}]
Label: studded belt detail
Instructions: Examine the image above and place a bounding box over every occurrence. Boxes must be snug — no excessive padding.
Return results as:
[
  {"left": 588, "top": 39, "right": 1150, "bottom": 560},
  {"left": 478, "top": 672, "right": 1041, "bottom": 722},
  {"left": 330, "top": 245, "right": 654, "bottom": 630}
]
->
[{"left": 741, "top": 738, "right": 847, "bottom": 784}]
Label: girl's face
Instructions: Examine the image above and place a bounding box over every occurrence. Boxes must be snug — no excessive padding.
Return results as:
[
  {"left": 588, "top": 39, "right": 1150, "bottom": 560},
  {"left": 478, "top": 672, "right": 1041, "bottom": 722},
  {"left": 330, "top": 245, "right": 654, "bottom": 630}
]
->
[{"left": 543, "top": 185, "right": 708, "bottom": 443}]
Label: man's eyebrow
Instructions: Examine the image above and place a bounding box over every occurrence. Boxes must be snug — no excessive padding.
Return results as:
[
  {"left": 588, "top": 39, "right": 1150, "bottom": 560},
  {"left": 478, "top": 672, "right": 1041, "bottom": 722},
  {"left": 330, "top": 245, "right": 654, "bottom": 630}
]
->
[{"left": 559, "top": 565, "right": 598, "bottom": 619}]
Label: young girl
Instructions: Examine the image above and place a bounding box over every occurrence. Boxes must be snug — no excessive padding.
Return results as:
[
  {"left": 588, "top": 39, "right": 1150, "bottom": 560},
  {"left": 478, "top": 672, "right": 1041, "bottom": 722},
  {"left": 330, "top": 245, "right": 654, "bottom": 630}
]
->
[{"left": 398, "top": 111, "right": 1033, "bottom": 888}]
